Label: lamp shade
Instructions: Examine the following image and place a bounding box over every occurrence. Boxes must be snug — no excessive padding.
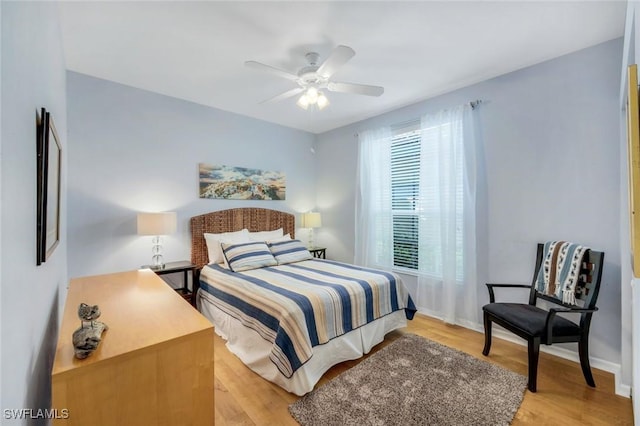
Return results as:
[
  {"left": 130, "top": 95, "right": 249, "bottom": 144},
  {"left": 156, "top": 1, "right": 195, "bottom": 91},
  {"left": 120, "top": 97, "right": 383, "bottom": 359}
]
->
[
  {"left": 302, "top": 212, "right": 322, "bottom": 228},
  {"left": 137, "top": 212, "right": 177, "bottom": 236}
]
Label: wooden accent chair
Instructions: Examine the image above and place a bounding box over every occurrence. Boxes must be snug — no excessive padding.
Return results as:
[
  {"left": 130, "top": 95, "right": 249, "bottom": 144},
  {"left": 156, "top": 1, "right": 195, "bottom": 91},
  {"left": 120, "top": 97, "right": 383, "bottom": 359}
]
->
[{"left": 481, "top": 243, "right": 604, "bottom": 392}]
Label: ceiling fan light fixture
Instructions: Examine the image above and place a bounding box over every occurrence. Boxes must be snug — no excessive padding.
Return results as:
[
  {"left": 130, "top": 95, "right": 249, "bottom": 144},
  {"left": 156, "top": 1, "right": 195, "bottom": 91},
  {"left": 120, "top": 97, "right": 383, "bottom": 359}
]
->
[
  {"left": 297, "top": 94, "right": 310, "bottom": 110},
  {"left": 317, "top": 92, "right": 329, "bottom": 110},
  {"left": 306, "top": 87, "right": 319, "bottom": 104},
  {"left": 297, "top": 87, "right": 329, "bottom": 111}
]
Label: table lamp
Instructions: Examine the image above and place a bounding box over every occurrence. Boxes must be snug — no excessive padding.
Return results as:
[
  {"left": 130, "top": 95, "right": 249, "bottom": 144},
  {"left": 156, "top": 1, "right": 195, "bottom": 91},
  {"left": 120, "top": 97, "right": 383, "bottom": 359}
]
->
[{"left": 137, "top": 211, "right": 177, "bottom": 269}]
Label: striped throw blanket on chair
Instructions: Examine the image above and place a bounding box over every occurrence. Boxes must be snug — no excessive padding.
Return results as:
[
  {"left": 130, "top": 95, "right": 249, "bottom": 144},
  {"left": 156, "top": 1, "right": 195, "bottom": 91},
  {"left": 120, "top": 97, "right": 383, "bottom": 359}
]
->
[{"left": 535, "top": 241, "right": 589, "bottom": 305}]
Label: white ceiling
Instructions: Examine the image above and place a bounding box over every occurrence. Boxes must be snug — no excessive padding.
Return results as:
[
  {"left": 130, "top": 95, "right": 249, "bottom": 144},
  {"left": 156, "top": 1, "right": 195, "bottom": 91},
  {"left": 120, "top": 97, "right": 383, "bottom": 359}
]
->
[{"left": 58, "top": 1, "right": 627, "bottom": 134}]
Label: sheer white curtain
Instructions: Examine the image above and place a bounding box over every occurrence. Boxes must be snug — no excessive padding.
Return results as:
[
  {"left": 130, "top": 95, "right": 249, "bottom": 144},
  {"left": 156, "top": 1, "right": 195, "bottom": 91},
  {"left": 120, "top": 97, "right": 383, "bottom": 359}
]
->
[
  {"left": 355, "top": 105, "right": 480, "bottom": 328},
  {"left": 415, "top": 105, "right": 479, "bottom": 327},
  {"left": 355, "top": 126, "right": 393, "bottom": 268}
]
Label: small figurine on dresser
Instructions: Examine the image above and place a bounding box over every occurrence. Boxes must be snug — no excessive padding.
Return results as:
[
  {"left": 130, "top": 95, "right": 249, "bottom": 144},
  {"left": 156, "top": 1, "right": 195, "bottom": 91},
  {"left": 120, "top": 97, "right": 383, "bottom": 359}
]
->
[{"left": 72, "top": 303, "right": 108, "bottom": 359}]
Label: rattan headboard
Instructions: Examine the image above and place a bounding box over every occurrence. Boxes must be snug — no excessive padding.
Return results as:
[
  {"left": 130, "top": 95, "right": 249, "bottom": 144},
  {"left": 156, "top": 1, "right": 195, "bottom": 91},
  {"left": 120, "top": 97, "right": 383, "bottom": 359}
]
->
[{"left": 190, "top": 208, "right": 296, "bottom": 269}]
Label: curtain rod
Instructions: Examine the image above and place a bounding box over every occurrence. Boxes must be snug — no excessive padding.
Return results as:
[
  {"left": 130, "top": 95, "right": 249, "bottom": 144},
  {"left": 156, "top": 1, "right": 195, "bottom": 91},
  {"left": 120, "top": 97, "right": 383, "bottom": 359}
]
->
[{"left": 354, "top": 99, "right": 483, "bottom": 137}]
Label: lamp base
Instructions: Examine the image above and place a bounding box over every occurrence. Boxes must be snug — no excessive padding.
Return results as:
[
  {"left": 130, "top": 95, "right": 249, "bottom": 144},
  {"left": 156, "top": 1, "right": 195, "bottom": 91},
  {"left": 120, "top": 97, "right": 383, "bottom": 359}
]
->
[
  {"left": 152, "top": 254, "right": 165, "bottom": 269},
  {"left": 151, "top": 236, "right": 164, "bottom": 268},
  {"left": 308, "top": 228, "right": 315, "bottom": 249}
]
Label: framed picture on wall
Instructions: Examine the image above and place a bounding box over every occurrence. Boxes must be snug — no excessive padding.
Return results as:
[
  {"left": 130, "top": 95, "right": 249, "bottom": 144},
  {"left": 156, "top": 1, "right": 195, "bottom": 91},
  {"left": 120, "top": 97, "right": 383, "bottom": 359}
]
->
[
  {"left": 36, "top": 107, "right": 62, "bottom": 265},
  {"left": 198, "top": 163, "right": 286, "bottom": 200}
]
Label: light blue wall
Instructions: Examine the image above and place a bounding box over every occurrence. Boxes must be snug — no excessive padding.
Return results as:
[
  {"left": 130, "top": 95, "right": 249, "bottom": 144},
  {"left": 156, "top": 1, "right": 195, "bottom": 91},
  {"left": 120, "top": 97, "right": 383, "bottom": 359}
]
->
[
  {"left": 1, "top": 1, "right": 68, "bottom": 420},
  {"left": 66, "top": 72, "right": 317, "bottom": 279},
  {"left": 316, "top": 39, "right": 623, "bottom": 372}
]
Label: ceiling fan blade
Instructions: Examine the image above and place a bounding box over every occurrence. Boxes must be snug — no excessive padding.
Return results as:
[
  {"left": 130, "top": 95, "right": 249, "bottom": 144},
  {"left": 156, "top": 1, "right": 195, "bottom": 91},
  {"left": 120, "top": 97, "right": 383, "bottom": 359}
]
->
[
  {"left": 259, "top": 87, "right": 304, "bottom": 104},
  {"left": 328, "top": 82, "right": 384, "bottom": 97},
  {"left": 245, "top": 61, "right": 299, "bottom": 81},
  {"left": 317, "top": 45, "right": 355, "bottom": 78}
]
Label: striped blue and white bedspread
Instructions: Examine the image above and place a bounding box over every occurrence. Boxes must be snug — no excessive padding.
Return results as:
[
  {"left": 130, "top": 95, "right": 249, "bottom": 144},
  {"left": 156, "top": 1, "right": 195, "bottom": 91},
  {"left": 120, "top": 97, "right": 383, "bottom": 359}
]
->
[{"left": 199, "top": 259, "right": 416, "bottom": 378}]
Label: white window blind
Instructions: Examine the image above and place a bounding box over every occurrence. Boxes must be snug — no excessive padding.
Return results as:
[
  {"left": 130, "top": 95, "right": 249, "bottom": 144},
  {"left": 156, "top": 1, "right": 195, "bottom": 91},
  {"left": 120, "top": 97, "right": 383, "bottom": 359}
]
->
[
  {"left": 391, "top": 130, "right": 421, "bottom": 270},
  {"left": 390, "top": 123, "right": 464, "bottom": 279}
]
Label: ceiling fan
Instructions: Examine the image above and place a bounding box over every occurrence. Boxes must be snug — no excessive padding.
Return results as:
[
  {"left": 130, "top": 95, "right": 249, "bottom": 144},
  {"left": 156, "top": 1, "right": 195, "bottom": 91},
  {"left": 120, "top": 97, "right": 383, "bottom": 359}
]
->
[{"left": 245, "top": 45, "right": 384, "bottom": 110}]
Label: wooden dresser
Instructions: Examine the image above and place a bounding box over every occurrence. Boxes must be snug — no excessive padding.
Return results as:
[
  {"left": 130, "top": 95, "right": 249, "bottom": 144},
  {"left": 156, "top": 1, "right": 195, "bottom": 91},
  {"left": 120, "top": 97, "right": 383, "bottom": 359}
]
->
[{"left": 52, "top": 269, "right": 214, "bottom": 425}]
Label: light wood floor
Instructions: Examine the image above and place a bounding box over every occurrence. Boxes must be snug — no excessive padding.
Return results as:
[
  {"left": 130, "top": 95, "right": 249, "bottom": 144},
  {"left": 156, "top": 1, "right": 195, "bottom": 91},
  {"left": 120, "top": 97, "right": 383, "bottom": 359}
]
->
[{"left": 214, "top": 314, "right": 633, "bottom": 425}]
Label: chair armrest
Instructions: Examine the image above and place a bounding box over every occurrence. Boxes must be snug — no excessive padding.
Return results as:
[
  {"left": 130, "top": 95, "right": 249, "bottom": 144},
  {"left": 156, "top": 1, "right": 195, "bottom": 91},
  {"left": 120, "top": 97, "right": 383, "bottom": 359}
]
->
[
  {"left": 485, "top": 283, "right": 532, "bottom": 303},
  {"left": 544, "top": 307, "right": 599, "bottom": 342}
]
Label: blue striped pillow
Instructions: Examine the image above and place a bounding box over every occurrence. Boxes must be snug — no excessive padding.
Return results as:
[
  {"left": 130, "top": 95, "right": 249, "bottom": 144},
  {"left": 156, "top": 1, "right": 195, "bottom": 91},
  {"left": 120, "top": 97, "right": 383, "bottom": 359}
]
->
[
  {"left": 221, "top": 241, "right": 277, "bottom": 272},
  {"left": 268, "top": 239, "right": 313, "bottom": 265}
]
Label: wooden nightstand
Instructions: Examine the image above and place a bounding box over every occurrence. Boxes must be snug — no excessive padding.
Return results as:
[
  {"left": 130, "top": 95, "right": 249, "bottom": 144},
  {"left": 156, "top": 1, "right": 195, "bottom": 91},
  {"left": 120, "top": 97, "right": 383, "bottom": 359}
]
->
[
  {"left": 144, "top": 261, "right": 197, "bottom": 305},
  {"left": 308, "top": 247, "right": 326, "bottom": 259}
]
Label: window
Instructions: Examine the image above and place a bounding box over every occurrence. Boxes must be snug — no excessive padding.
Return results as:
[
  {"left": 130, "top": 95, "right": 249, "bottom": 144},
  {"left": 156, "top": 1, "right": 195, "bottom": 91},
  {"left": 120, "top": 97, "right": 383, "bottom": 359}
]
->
[
  {"left": 390, "top": 122, "right": 464, "bottom": 279},
  {"left": 356, "top": 104, "right": 477, "bottom": 323}
]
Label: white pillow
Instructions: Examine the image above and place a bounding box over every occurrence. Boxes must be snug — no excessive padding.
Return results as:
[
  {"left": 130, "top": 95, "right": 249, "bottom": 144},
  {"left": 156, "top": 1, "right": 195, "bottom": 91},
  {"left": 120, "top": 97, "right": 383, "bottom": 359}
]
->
[
  {"left": 269, "top": 233, "right": 291, "bottom": 243},
  {"left": 248, "top": 228, "right": 284, "bottom": 242},
  {"left": 204, "top": 229, "right": 250, "bottom": 264}
]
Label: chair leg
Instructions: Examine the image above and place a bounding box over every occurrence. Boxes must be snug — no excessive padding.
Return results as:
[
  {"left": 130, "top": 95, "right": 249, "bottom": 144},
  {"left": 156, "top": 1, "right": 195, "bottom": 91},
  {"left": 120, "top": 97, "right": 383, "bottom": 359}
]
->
[
  {"left": 527, "top": 338, "right": 540, "bottom": 392},
  {"left": 579, "top": 338, "right": 596, "bottom": 387},
  {"left": 482, "top": 312, "right": 492, "bottom": 356}
]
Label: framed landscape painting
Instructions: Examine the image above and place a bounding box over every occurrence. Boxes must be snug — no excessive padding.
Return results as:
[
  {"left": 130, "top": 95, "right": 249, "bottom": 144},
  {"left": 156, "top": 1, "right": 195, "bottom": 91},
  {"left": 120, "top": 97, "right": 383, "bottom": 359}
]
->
[{"left": 199, "top": 163, "right": 286, "bottom": 200}]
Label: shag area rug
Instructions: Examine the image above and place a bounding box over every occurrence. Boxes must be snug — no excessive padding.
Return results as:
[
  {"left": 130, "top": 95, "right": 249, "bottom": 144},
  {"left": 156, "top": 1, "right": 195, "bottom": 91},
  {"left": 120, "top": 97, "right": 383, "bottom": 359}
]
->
[{"left": 289, "top": 333, "right": 527, "bottom": 426}]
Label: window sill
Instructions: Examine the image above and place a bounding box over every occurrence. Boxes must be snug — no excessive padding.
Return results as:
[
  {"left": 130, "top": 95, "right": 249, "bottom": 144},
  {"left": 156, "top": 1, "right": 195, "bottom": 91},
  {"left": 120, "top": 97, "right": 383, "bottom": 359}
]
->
[{"left": 392, "top": 267, "right": 420, "bottom": 277}]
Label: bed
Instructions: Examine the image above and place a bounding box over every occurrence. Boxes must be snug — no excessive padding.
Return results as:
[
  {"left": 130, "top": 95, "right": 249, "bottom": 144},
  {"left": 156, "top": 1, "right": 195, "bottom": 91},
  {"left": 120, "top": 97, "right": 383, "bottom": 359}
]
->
[{"left": 190, "top": 208, "right": 416, "bottom": 395}]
